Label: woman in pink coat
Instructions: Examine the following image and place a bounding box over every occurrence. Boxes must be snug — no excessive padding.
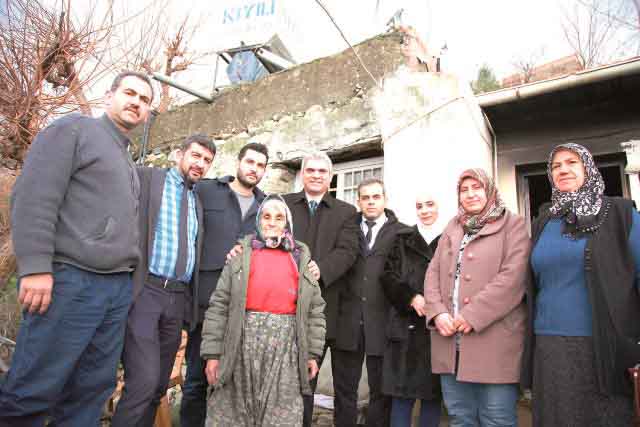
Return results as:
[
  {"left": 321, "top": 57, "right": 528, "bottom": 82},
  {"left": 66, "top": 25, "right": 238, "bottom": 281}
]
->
[{"left": 424, "top": 168, "right": 530, "bottom": 426}]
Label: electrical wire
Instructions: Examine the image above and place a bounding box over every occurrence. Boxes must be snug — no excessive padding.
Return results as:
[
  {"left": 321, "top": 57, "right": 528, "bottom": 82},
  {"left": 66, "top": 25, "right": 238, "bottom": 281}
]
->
[
  {"left": 314, "top": 0, "right": 382, "bottom": 89},
  {"left": 383, "top": 96, "right": 463, "bottom": 142}
]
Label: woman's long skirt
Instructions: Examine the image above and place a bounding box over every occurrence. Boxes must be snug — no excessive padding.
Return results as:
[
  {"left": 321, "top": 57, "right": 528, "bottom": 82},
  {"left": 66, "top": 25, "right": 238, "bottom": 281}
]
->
[
  {"left": 205, "top": 312, "right": 303, "bottom": 427},
  {"left": 532, "top": 335, "right": 634, "bottom": 427}
]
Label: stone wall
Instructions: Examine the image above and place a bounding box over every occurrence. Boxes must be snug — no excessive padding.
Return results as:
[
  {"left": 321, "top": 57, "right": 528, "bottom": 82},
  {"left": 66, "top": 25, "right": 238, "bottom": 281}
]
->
[
  {"left": 134, "top": 30, "right": 492, "bottom": 226},
  {"left": 133, "top": 32, "right": 405, "bottom": 194}
]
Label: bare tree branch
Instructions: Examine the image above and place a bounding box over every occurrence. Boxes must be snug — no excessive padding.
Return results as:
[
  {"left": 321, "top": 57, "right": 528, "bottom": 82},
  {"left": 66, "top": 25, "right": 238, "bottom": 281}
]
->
[
  {"left": 562, "top": 0, "right": 640, "bottom": 68},
  {"left": 0, "top": 0, "right": 117, "bottom": 169},
  {"left": 511, "top": 47, "right": 546, "bottom": 83},
  {"left": 103, "top": 1, "right": 213, "bottom": 112}
]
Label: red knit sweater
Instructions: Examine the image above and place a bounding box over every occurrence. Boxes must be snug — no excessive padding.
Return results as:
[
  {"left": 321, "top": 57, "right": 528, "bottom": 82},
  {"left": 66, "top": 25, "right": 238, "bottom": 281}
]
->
[{"left": 245, "top": 249, "right": 299, "bottom": 314}]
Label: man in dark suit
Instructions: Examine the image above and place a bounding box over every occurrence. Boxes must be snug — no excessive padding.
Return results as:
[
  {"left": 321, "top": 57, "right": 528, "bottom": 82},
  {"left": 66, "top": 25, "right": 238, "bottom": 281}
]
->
[
  {"left": 332, "top": 178, "right": 406, "bottom": 427},
  {"left": 180, "top": 142, "right": 268, "bottom": 427},
  {"left": 112, "top": 134, "right": 216, "bottom": 427},
  {"left": 282, "top": 151, "right": 360, "bottom": 427}
]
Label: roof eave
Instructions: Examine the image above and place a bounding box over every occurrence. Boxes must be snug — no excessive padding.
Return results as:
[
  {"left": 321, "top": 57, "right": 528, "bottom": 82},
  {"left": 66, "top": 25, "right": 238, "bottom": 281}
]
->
[{"left": 477, "top": 57, "right": 640, "bottom": 108}]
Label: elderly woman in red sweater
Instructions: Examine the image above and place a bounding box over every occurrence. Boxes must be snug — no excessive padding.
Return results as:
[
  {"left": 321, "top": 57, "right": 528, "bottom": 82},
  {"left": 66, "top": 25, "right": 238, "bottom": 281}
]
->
[{"left": 200, "top": 195, "right": 326, "bottom": 427}]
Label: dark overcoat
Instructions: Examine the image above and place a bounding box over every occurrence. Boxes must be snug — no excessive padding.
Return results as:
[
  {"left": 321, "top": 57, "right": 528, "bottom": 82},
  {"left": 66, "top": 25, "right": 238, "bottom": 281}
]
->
[
  {"left": 283, "top": 191, "right": 359, "bottom": 341},
  {"left": 133, "top": 167, "right": 203, "bottom": 330},
  {"left": 334, "top": 209, "right": 406, "bottom": 356},
  {"left": 380, "top": 226, "right": 441, "bottom": 400},
  {"left": 521, "top": 197, "right": 640, "bottom": 396}
]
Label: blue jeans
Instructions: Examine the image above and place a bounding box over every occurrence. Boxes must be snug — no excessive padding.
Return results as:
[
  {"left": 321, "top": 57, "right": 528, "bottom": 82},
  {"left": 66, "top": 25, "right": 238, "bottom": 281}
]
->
[
  {"left": 0, "top": 263, "right": 132, "bottom": 427},
  {"left": 440, "top": 375, "right": 518, "bottom": 427},
  {"left": 180, "top": 323, "right": 207, "bottom": 427},
  {"left": 390, "top": 397, "right": 441, "bottom": 427}
]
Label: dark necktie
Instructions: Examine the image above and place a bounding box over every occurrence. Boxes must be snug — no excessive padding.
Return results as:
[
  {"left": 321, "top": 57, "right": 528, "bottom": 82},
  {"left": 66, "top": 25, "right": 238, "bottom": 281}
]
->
[
  {"left": 308, "top": 200, "right": 318, "bottom": 216},
  {"left": 175, "top": 184, "right": 189, "bottom": 280},
  {"left": 365, "top": 220, "right": 376, "bottom": 246}
]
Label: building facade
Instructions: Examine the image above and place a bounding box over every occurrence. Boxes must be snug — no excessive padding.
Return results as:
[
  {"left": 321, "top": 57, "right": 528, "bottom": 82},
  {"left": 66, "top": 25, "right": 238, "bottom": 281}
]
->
[{"left": 136, "top": 33, "right": 640, "bottom": 232}]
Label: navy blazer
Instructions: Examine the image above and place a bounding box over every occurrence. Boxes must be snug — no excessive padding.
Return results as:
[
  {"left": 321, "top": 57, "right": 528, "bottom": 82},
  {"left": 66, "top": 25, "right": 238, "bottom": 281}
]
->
[
  {"left": 196, "top": 176, "right": 265, "bottom": 271},
  {"left": 133, "top": 167, "right": 204, "bottom": 331},
  {"left": 194, "top": 176, "right": 265, "bottom": 320}
]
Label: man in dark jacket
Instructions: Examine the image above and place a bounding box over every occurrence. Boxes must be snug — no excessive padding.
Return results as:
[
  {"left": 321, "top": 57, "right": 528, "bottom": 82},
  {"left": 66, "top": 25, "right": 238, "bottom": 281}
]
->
[
  {"left": 0, "top": 71, "right": 152, "bottom": 427},
  {"left": 111, "top": 134, "right": 215, "bottom": 427},
  {"left": 282, "top": 151, "right": 360, "bottom": 427},
  {"left": 332, "top": 178, "right": 406, "bottom": 427},
  {"left": 180, "top": 142, "right": 268, "bottom": 427}
]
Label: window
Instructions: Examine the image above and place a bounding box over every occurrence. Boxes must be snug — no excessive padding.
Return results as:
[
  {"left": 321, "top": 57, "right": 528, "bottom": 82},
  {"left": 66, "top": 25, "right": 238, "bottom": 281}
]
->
[
  {"left": 294, "top": 157, "right": 384, "bottom": 206},
  {"left": 332, "top": 159, "right": 384, "bottom": 205}
]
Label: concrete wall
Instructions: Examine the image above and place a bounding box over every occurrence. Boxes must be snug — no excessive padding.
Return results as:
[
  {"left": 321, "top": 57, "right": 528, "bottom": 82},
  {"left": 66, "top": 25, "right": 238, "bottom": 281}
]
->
[
  {"left": 375, "top": 68, "right": 492, "bottom": 225},
  {"left": 135, "top": 31, "right": 492, "bottom": 232},
  {"left": 496, "top": 114, "right": 640, "bottom": 214},
  {"left": 134, "top": 32, "right": 405, "bottom": 196}
]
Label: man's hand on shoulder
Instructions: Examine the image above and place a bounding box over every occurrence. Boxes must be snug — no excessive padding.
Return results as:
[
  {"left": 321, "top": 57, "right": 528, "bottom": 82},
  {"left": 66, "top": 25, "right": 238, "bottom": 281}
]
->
[
  {"left": 19, "top": 273, "right": 54, "bottom": 314},
  {"left": 225, "top": 244, "right": 243, "bottom": 264},
  {"left": 307, "top": 260, "right": 320, "bottom": 281}
]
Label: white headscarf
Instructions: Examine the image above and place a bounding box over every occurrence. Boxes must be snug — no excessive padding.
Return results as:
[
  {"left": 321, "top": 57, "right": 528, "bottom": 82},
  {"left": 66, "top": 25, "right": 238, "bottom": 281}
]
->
[
  {"left": 415, "top": 193, "right": 441, "bottom": 244},
  {"left": 417, "top": 222, "right": 439, "bottom": 245}
]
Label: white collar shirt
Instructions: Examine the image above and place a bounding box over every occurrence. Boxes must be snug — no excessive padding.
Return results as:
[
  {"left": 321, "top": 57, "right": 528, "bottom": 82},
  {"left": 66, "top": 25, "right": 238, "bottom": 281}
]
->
[{"left": 361, "top": 212, "right": 387, "bottom": 249}]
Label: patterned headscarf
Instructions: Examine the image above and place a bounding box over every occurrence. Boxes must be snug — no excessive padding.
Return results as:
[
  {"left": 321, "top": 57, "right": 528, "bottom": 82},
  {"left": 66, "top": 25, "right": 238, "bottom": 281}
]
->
[
  {"left": 547, "top": 143, "right": 605, "bottom": 236},
  {"left": 456, "top": 168, "right": 506, "bottom": 235},
  {"left": 252, "top": 195, "right": 298, "bottom": 254}
]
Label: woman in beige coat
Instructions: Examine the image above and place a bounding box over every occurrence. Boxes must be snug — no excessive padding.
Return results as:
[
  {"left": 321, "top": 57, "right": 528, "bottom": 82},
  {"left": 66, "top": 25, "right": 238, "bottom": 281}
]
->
[{"left": 424, "top": 169, "right": 530, "bottom": 427}]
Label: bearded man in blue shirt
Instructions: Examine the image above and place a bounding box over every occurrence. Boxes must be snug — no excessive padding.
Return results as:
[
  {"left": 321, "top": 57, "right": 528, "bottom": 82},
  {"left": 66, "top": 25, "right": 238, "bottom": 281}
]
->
[{"left": 112, "top": 134, "right": 216, "bottom": 427}]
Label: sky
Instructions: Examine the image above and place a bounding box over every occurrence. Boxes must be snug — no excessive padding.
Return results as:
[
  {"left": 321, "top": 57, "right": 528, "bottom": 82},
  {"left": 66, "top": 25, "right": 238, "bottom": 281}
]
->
[
  {"left": 37, "top": 0, "right": 637, "bottom": 106},
  {"left": 147, "top": 0, "right": 575, "bottom": 104},
  {"left": 194, "top": 0, "right": 572, "bottom": 82}
]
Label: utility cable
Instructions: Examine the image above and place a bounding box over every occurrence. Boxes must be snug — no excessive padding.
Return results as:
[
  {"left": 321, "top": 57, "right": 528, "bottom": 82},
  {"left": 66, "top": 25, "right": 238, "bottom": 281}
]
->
[{"left": 314, "top": 0, "right": 382, "bottom": 89}]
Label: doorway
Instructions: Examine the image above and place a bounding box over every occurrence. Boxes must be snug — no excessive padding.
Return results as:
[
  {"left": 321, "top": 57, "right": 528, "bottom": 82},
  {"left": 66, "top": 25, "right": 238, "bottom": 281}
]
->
[{"left": 517, "top": 153, "right": 628, "bottom": 227}]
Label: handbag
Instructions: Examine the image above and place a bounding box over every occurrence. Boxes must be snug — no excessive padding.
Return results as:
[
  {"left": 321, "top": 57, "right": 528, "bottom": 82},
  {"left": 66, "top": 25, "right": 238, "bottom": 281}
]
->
[{"left": 630, "top": 364, "right": 640, "bottom": 426}]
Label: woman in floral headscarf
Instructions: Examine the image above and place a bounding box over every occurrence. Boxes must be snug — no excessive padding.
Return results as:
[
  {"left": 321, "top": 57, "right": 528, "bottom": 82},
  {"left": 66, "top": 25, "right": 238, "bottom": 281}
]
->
[
  {"left": 522, "top": 143, "right": 640, "bottom": 426},
  {"left": 424, "top": 168, "right": 530, "bottom": 426},
  {"left": 200, "top": 195, "right": 326, "bottom": 427}
]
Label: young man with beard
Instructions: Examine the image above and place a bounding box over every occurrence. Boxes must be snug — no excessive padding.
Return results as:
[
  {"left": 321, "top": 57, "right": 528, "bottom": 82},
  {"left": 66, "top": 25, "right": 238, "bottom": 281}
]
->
[
  {"left": 0, "top": 71, "right": 153, "bottom": 427},
  {"left": 282, "top": 151, "right": 360, "bottom": 427},
  {"left": 332, "top": 178, "right": 406, "bottom": 427},
  {"left": 180, "top": 142, "right": 268, "bottom": 427},
  {"left": 112, "top": 134, "right": 216, "bottom": 427}
]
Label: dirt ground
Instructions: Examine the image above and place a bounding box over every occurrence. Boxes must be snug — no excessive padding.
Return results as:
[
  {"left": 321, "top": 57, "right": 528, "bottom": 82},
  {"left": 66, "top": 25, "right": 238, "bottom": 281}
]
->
[{"left": 105, "top": 387, "right": 533, "bottom": 427}]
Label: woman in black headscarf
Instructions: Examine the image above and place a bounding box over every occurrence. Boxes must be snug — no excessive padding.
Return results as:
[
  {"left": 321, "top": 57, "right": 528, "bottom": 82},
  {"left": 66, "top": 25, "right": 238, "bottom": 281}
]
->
[
  {"left": 522, "top": 143, "right": 640, "bottom": 426},
  {"left": 200, "top": 195, "right": 326, "bottom": 427}
]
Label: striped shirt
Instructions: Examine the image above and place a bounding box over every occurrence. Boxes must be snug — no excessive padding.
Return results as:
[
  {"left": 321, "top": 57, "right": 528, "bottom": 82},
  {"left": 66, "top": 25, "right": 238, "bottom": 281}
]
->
[{"left": 149, "top": 168, "right": 198, "bottom": 282}]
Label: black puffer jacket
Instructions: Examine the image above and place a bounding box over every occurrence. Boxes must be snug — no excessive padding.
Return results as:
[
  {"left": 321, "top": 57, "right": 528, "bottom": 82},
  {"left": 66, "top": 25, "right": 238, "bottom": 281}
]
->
[{"left": 380, "top": 225, "right": 442, "bottom": 400}]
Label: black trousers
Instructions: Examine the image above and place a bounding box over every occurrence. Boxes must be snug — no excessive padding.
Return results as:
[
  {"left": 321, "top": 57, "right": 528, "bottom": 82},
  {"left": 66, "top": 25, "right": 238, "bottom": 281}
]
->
[
  {"left": 302, "top": 342, "right": 329, "bottom": 427},
  {"left": 111, "top": 282, "right": 185, "bottom": 427},
  {"left": 331, "top": 328, "right": 390, "bottom": 427},
  {"left": 180, "top": 269, "right": 221, "bottom": 427}
]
